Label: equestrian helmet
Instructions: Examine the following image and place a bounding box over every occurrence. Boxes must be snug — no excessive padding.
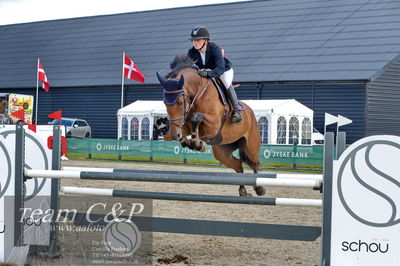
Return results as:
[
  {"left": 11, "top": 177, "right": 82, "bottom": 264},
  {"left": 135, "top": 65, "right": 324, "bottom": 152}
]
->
[{"left": 189, "top": 26, "right": 210, "bottom": 40}]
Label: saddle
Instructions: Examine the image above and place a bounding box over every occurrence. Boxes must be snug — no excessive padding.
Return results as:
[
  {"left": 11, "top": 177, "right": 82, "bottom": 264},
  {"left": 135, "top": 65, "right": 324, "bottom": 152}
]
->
[
  {"left": 211, "top": 78, "right": 245, "bottom": 111},
  {"left": 200, "top": 78, "right": 245, "bottom": 145}
]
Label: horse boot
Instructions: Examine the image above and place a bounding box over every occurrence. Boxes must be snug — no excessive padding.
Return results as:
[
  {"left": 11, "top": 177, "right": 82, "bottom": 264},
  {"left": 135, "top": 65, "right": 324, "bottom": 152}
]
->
[{"left": 227, "top": 85, "right": 242, "bottom": 124}]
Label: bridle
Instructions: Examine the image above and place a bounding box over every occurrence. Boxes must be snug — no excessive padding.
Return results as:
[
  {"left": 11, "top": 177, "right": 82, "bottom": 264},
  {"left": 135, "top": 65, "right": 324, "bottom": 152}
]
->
[
  {"left": 164, "top": 87, "right": 188, "bottom": 128},
  {"left": 164, "top": 78, "right": 210, "bottom": 129}
]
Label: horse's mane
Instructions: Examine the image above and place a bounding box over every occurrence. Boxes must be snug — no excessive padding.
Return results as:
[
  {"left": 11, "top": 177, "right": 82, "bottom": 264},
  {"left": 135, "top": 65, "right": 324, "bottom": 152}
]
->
[{"left": 166, "top": 54, "right": 195, "bottom": 79}]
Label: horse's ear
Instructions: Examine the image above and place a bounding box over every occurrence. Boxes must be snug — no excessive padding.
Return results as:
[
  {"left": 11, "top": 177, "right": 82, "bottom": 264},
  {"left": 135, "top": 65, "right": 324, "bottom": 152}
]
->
[
  {"left": 156, "top": 72, "right": 166, "bottom": 85},
  {"left": 178, "top": 75, "right": 184, "bottom": 88}
]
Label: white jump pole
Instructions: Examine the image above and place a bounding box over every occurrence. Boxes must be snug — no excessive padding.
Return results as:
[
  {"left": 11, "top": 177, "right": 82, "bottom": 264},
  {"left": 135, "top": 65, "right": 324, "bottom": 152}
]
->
[
  {"left": 61, "top": 166, "right": 323, "bottom": 181},
  {"left": 25, "top": 169, "right": 322, "bottom": 189},
  {"left": 60, "top": 186, "right": 322, "bottom": 208}
]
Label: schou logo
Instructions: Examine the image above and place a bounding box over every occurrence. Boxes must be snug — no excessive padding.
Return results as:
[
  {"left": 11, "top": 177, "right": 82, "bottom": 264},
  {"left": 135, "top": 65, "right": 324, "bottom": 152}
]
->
[{"left": 342, "top": 240, "right": 389, "bottom": 253}]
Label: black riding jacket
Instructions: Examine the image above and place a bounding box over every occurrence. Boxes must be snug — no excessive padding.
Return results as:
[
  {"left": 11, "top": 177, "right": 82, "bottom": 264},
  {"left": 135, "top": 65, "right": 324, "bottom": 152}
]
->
[{"left": 188, "top": 42, "right": 232, "bottom": 78}]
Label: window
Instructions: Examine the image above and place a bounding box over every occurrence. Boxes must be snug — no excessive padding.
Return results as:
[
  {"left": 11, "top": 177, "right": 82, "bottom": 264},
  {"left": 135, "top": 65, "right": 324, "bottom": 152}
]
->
[
  {"left": 77, "top": 120, "right": 87, "bottom": 127},
  {"left": 301, "top": 118, "right": 312, "bottom": 144},
  {"left": 121, "top": 117, "right": 129, "bottom": 140},
  {"left": 258, "top": 116, "right": 269, "bottom": 144},
  {"left": 141, "top": 117, "right": 150, "bottom": 140},
  {"left": 130, "top": 118, "right": 139, "bottom": 140},
  {"left": 289, "top": 117, "right": 299, "bottom": 144},
  {"left": 277, "top": 116, "right": 287, "bottom": 144},
  {"left": 51, "top": 119, "right": 73, "bottom": 126}
]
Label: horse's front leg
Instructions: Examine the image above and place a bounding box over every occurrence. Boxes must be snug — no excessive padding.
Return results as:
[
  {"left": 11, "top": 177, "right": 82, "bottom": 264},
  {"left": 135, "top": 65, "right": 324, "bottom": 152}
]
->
[
  {"left": 189, "top": 112, "right": 206, "bottom": 152},
  {"left": 190, "top": 112, "right": 203, "bottom": 139}
]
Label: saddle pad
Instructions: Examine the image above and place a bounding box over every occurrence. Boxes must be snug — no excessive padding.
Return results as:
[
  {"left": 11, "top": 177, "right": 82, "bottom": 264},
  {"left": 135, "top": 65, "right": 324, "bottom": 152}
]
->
[
  {"left": 211, "top": 78, "right": 245, "bottom": 111},
  {"left": 212, "top": 78, "right": 228, "bottom": 105}
]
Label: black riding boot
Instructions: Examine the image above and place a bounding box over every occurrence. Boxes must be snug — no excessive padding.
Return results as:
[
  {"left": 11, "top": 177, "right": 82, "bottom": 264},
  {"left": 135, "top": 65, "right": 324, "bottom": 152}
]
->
[{"left": 227, "top": 85, "right": 242, "bottom": 124}]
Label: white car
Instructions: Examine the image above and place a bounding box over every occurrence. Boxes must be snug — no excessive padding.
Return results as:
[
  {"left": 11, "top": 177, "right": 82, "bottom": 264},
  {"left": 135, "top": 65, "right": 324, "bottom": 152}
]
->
[{"left": 49, "top": 118, "right": 91, "bottom": 138}]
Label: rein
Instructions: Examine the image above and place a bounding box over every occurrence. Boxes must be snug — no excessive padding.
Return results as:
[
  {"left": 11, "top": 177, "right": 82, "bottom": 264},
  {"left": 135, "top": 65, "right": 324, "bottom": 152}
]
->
[{"left": 187, "top": 79, "right": 210, "bottom": 116}]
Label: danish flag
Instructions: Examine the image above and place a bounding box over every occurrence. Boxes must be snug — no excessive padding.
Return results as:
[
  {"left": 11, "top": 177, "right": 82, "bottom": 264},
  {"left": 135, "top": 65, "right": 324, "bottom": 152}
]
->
[
  {"left": 123, "top": 53, "right": 145, "bottom": 83},
  {"left": 38, "top": 58, "right": 50, "bottom": 92}
]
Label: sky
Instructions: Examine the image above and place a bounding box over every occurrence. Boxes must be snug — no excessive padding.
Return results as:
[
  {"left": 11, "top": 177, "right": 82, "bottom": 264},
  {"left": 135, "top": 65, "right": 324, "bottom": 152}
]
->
[{"left": 0, "top": 0, "right": 247, "bottom": 26}]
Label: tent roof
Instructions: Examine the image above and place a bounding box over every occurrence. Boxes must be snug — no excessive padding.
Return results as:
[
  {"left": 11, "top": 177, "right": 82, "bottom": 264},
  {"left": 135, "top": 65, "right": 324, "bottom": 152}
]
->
[
  {"left": 118, "top": 99, "right": 313, "bottom": 117},
  {"left": 118, "top": 100, "right": 167, "bottom": 116},
  {"left": 243, "top": 99, "right": 313, "bottom": 117}
]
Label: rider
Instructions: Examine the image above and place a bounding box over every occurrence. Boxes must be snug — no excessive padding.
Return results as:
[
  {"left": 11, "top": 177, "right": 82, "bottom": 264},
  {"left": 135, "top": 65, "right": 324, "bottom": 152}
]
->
[{"left": 187, "top": 26, "right": 242, "bottom": 124}]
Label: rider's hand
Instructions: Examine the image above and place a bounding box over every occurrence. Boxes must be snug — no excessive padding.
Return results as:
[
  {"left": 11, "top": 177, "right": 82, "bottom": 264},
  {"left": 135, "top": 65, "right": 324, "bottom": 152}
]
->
[
  {"left": 198, "top": 69, "right": 211, "bottom": 78},
  {"left": 191, "top": 64, "right": 199, "bottom": 70}
]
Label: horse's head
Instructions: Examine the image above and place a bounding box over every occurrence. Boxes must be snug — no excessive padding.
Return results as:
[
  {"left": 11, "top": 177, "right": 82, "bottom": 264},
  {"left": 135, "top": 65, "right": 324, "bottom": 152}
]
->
[{"left": 157, "top": 72, "right": 186, "bottom": 141}]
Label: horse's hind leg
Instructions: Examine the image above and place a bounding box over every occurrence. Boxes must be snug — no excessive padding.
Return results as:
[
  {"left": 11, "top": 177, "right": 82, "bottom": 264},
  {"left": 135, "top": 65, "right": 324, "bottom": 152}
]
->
[
  {"left": 212, "top": 145, "right": 251, "bottom": 197},
  {"left": 239, "top": 137, "right": 266, "bottom": 196}
]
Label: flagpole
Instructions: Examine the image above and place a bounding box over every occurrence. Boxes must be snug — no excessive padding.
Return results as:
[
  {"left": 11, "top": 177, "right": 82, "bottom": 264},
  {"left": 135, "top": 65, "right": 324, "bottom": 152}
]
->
[
  {"left": 336, "top": 124, "right": 339, "bottom": 138},
  {"left": 35, "top": 57, "right": 40, "bottom": 124},
  {"left": 121, "top": 51, "right": 125, "bottom": 108}
]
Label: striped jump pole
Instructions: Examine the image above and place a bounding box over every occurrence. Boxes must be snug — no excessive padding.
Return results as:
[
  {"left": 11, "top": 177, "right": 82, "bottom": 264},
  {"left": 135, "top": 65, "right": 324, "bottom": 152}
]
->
[
  {"left": 62, "top": 167, "right": 323, "bottom": 181},
  {"left": 60, "top": 186, "right": 322, "bottom": 208},
  {"left": 25, "top": 169, "right": 322, "bottom": 189},
  {"left": 62, "top": 167, "right": 324, "bottom": 181}
]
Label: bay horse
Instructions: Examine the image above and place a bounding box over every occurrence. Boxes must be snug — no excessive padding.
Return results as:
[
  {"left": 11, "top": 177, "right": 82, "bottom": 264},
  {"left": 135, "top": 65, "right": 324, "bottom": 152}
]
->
[{"left": 157, "top": 54, "right": 265, "bottom": 197}]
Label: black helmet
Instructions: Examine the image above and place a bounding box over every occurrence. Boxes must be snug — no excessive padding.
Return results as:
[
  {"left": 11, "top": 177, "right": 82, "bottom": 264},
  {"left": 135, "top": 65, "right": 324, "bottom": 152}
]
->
[{"left": 189, "top": 26, "right": 210, "bottom": 40}]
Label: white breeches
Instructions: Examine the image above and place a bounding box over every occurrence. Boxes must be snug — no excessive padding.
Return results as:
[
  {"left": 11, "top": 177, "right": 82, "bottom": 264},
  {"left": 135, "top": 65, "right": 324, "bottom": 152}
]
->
[{"left": 220, "top": 68, "right": 234, "bottom": 89}]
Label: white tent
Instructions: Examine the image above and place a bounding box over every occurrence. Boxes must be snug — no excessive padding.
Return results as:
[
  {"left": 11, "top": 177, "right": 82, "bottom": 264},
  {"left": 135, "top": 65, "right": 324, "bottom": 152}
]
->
[
  {"left": 117, "top": 100, "right": 167, "bottom": 140},
  {"left": 117, "top": 99, "right": 315, "bottom": 144},
  {"left": 243, "top": 99, "right": 314, "bottom": 144}
]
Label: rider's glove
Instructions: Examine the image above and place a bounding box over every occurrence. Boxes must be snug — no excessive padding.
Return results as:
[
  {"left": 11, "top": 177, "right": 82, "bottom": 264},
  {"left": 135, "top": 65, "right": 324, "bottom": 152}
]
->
[
  {"left": 191, "top": 64, "right": 199, "bottom": 70},
  {"left": 198, "top": 69, "right": 212, "bottom": 78}
]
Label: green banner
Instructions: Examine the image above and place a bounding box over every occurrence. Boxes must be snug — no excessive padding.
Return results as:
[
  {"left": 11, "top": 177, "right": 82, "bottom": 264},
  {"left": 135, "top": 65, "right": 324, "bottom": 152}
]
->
[
  {"left": 67, "top": 139, "right": 324, "bottom": 166},
  {"left": 259, "top": 145, "right": 323, "bottom": 165}
]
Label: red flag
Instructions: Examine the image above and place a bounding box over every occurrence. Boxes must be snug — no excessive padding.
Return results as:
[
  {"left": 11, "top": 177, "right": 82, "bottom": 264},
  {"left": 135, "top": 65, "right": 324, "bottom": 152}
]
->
[
  {"left": 221, "top": 47, "right": 227, "bottom": 58},
  {"left": 28, "top": 124, "right": 37, "bottom": 133},
  {"left": 123, "top": 53, "right": 145, "bottom": 83},
  {"left": 38, "top": 58, "right": 50, "bottom": 92},
  {"left": 48, "top": 110, "right": 62, "bottom": 121},
  {"left": 11, "top": 109, "right": 25, "bottom": 121}
]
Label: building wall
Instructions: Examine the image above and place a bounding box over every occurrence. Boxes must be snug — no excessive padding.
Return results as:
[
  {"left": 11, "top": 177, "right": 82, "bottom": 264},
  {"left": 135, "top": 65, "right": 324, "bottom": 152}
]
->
[
  {"left": 258, "top": 82, "right": 366, "bottom": 143},
  {"left": 2, "top": 81, "right": 367, "bottom": 142},
  {"left": 311, "top": 83, "right": 367, "bottom": 143},
  {"left": 367, "top": 55, "right": 400, "bottom": 136}
]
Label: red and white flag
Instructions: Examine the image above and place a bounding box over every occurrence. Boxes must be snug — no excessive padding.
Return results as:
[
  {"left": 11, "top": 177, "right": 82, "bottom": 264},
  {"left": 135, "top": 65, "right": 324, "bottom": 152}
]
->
[
  {"left": 123, "top": 53, "right": 145, "bottom": 83},
  {"left": 38, "top": 58, "right": 50, "bottom": 92}
]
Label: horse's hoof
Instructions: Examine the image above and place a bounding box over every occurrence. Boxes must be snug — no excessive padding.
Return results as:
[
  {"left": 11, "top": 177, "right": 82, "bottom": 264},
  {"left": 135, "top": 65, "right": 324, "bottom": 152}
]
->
[
  {"left": 239, "top": 187, "right": 247, "bottom": 197},
  {"left": 195, "top": 140, "right": 206, "bottom": 152},
  {"left": 254, "top": 186, "right": 266, "bottom": 196},
  {"left": 239, "top": 192, "right": 253, "bottom": 197},
  {"left": 239, "top": 188, "right": 253, "bottom": 197},
  {"left": 199, "top": 142, "right": 206, "bottom": 152}
]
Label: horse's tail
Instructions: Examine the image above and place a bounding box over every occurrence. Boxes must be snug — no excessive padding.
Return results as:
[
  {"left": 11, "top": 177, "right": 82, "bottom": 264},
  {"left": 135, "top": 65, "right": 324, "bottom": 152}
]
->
[{"left": 239, "top": 149, "right": 259, "bottom": 171}]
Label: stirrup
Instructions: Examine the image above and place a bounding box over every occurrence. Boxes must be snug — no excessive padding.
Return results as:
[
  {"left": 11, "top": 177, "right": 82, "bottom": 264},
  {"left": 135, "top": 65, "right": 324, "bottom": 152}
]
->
[{"left": 231, "top": 110, "right": 242, "bottom": 124}]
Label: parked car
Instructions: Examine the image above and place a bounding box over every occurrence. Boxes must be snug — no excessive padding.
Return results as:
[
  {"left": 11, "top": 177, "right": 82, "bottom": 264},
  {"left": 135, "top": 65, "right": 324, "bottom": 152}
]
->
[{"left": 49, "top": 118, "right": 91, "bottom": 138}]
